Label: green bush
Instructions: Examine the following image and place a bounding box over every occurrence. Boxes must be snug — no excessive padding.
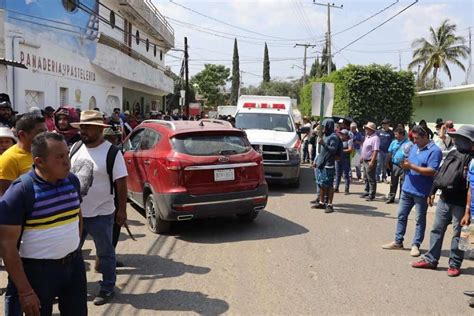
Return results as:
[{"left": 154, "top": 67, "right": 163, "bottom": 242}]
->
[{"left": 300, "top": 64, "right": 415, "bottom": 126}]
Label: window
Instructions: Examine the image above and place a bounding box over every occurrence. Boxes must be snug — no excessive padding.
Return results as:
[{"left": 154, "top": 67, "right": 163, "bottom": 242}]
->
[
  {"left": 62, "top": 0, "right": 78, "bottom": 12},
  {"left": 60, "top": 87, "right": 69, "bottom": 106},
  {"left": 25, "top": 90, "right": 44, "bottom": 109},
  {"left": 172, "top": 133, "right": 251, "bottom": 156},
  {"left": 235, "top": 113, "right": 294, "bottom": 132},
  {"left": 123, "top": 129, "right": 145, "bottom": 151},
  {"left": 140, "top": 129, "right": 161, "bottom": 151}
]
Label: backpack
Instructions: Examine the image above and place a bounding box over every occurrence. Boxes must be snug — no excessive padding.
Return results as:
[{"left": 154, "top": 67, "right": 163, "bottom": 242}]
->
[
  {"left": 69, "top": 140, "right": 120, "bottom": 195},
  {"left": 432, "top": 150, "right": 471, "bottom": 194}
]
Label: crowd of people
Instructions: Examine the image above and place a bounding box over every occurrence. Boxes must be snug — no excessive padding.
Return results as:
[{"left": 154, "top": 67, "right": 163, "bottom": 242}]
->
[
  {"left": 302, "top": 116, "right": 474, "bottom": 308},
  {"left": 0, "top": 89, "right": 472, "bottom": 314}
]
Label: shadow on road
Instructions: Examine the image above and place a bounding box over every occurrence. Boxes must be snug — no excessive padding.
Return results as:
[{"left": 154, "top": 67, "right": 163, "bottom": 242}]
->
[
  {"left": 173, "top": 210, "right": 309, "bottom": 244},
  {"left": 114, "top": 289, "right": 229, "bottom": 314},
  {"left": 115, "top": 254, "right": 210, "bottom": 281},
  {"left": 335, "top": 203, "right": 396, "bottom": 218},
  {"left": 268, "top": 166, "right": 316, "bottom": 197}
]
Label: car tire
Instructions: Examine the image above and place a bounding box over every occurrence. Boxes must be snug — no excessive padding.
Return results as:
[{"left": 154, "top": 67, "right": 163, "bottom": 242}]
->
[
  {"left": 145, "top": 194, "right": 171, "bottom": 234},
  {"left": 237, "top": 210, "right": 259, "bottom": 222}
]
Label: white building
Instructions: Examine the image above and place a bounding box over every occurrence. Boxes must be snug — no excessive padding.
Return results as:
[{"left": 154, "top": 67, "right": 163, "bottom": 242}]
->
[{"left": 0, "top": 0, "right": 174, "bottom": 115}]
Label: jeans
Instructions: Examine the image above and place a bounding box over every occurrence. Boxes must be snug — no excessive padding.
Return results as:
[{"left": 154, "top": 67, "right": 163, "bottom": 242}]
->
[
  {"left": 80, "top": 213, "right": 116, "bottom": 294},
  {"left": 335, "top": 159, "right": 351, "bottom": 192},
  {"left": 303, "top": 139, "right": 310, "bottom": 162},
  {"left": 362, "top": 161, "right": 377, "bottom": 198},
  {"left": 388, "top": 164, "right": 405, "bottom": 200},
  {"left": 395, "top": 191, "right": 428, "bottom": 247},
  {"left": 313, "top": 167, "right": 320, "bottom": 197},
  {"left": 354, "top": 149, "right": 362, "bottom": 180},
  {"left": 424, "top": 198, "right": 465, "bottom": 268},
  {"left": 5, "top": 252, "right": 87, "bottom": 316},
  {"left": 376, "top": 151, "right": 388, "bottom": 181}
]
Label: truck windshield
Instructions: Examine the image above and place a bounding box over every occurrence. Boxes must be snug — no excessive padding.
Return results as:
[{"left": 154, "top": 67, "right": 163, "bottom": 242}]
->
[{"left": 235, "top": 113, "right": 294, "bottom": 132}]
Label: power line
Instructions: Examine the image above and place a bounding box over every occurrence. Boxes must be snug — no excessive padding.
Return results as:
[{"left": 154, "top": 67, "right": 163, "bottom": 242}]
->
[
  {"left": 333, "top": 0, "right": 419, "bottom": 56},
  {"left": 332, "top": 0, "right": 400, "bottom": 37},
  {"left": 168, "top": 0, "right": 300, "bottom": 41}
]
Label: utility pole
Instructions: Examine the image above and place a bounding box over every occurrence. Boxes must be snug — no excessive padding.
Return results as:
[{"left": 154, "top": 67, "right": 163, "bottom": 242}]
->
[
  {"left": 313, "top": 1, "right": 343, "bottom": 75},
  {"left": 464, "top": 27, "right": 472, "bottom": 84},
  {"left": 184, "top": 36, "right": 189, "bottom": 117},
  {"left": 294, "top": 43, "right": 316, "bottom": 85}
]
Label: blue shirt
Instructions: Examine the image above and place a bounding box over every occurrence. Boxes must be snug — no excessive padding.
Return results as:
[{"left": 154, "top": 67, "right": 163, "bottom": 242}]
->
[
  {"left": 402, "top": 141, "right": 442, "bottom": 197},
  {"left": 469, "top": 159, "right": 474, "bottom": 217},
  {"left": 376, "top": 129, "right": 394, "bottom": 153},
  {"left": 350, "top": 131, "right": 364, "bottom": 150},
  {"left": 388, "top": 138, "right": 410, "bottom": 165}
]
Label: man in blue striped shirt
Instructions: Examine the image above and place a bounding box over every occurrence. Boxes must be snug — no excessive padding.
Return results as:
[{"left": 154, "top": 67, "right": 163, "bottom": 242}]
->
[{"left": 0, "top": 132, "right": 87, "bottom": 316}]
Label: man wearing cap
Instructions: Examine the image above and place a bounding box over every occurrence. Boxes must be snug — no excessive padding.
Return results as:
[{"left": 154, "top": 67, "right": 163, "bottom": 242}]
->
[
  {"left": 383, "top": 125, "right": 442, "bottom": 257},
  {"left": 349, "top": 122, "right": 364, "bottom": 181},
  {"left": 376, "top": 118, "right": 394, "bottom": 183},
  {"left": 412, "top": 125, "right": 473, "bottom": 276},
  {"left": 0, "top": 127, "right": 16, "bottom": 155},
  {"left": 360, "top": 122, "right": 380, "bottom": 201},
  {"left": 0, "top": 97, "right": 14, "bottom": 129},
  {"left": 70, "top": 110, "right": 128, "bottom": 305}
]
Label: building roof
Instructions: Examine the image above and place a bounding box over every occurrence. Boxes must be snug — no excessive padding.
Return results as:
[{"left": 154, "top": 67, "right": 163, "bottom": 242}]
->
[{"left": 416, "top": 84, "right": 474, "bottom": 97}]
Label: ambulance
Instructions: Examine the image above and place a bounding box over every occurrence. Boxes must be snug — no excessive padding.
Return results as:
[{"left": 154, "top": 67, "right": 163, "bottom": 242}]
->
[{"left": 235, "top": 95, "right": 301, "bottom": 187}]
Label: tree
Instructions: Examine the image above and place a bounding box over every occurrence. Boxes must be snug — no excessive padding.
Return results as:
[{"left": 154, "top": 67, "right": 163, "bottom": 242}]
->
[
  {"left": 299, "top": 64, "right": 416, "bottom": 126},
  {"left": 408, "top": 19, "right": 470, "bottom": 89},
  {"left": 191, "top": 64, "right": 230, "bottom": 106},
  {"left": 321, "top": 43, "right": 336, "bottom": 75},
  {"left": 309, "top": 57, "right": 324, "bottom": 78},
  {"left": 165, "top": 68, "right": 195, "bottom": 111},
  {"left": 241, "top": 80, "right": 301, "bottom": 101},
  {"left": 263, "top": 42, "right": 270, "bottom": 82},
  {"left": 230, "top": 38, "right": 240, "bottom": 105}
]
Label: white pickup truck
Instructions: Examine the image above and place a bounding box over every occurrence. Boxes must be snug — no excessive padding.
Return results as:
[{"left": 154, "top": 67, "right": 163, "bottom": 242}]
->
[{"left": 235, "top": 95, "right": 301, "bottom": 187}]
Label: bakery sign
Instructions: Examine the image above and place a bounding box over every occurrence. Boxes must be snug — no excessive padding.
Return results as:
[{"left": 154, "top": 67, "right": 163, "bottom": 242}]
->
[{"left": 19, "top": 50, "right": 96, "bottom": 82}]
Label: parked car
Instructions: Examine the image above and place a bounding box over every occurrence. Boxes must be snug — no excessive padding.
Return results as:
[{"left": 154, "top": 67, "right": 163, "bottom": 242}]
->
[{"left": 123, "top": 119, "right": 268, "bottom": 234}]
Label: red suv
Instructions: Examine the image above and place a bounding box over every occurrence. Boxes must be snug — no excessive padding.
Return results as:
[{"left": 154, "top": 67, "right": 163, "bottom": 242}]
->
[{"left": 123, "top": 119, "right": 268, "bottom": 234}]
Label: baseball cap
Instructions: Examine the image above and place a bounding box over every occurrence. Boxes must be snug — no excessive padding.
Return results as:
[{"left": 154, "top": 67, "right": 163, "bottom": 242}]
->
[
  {"left": 382, "top": 118, "right": 390, "bottom": 124},
  {"left": 340, "top": 129, "right": 349, "bottom": 135}
]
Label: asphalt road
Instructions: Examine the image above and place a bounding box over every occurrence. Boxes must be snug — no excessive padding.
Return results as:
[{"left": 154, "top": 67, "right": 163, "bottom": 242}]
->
[{"left": 1, "top": 166, "right": 473, "bottom": 315}]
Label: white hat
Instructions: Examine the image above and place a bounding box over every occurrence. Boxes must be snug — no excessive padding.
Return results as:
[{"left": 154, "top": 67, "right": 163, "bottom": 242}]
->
[
  {"left": 0, "top": 127, "right": 17, "bottom": 142},
  {"left": 70, "top": 110, "right": 110, "bottom": 128}
]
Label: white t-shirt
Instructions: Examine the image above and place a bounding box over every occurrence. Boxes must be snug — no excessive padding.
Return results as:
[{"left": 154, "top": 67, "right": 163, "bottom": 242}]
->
[{"left": 71, "top": 141, "right": 128, "bottom": 218}]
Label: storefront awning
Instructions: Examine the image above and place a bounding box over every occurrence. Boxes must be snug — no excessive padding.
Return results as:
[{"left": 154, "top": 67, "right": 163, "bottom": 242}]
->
[{"left": 0, "top": 58, "right": 27, "bottom": 69}]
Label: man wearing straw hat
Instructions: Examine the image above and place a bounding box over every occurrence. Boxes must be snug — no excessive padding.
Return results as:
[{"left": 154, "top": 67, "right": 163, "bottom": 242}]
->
[{"left": 70, "top": 110, "right": 128, "bottom": 306}]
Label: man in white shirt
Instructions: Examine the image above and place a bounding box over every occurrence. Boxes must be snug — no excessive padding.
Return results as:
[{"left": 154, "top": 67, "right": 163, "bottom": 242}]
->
[{"left": 70, "top": 110, "right": 128, "bottom": 306}]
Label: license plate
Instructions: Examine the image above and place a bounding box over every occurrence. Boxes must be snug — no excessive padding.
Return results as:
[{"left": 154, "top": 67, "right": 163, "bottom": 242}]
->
[{"left": 214, "top": 169, "right": 235, "bottom": 182}]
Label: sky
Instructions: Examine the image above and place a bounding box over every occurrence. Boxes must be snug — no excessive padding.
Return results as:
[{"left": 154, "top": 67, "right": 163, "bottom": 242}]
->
[{"left": 154, "top": 0, "right": 474, "bottom": 88}]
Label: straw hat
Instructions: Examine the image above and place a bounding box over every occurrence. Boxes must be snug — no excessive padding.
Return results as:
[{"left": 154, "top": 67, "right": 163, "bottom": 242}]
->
[
  {"left": 363, "top": 122, "right": 377, "bottom": 131},
  {"left": 0, "top": 127, "right": 17, "bottom": 142},
  {"left": 71, "top": 110, "right": 110, "bottom": 128}
]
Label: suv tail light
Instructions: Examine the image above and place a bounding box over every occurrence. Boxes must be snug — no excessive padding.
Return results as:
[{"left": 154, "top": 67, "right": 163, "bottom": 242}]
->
[{"left": 165, "top": 157, "right": 182, "bottom": 171}]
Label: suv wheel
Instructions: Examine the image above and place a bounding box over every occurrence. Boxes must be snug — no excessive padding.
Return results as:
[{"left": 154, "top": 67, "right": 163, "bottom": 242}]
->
[
  {"left": 145, "top": 194, "right": 170, "bottom": 234},
  {"left": 237, "top": 210, "right": 259, "bottom": 222}
]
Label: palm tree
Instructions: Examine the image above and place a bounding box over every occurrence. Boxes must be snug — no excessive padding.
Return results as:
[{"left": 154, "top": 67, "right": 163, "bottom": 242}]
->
[{"left": 408, "top": 19, "right": 470, "bottom": 89}]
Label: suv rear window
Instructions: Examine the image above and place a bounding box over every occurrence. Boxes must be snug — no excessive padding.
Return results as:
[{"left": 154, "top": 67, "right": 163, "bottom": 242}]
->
[{"left": 172, "top": 134, "right": 251, "bottom": 156}]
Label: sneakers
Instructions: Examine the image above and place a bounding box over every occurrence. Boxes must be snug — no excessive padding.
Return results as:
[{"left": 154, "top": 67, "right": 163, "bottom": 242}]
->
[
  {"left": 410, "top": 245, "right": 421, "bottom": 257},
  {"left": 360, "top": 192, "right": 369, "bottom": 198},
  {"left": 385, "top": 198, "right": 395, "bottom": 204},
  {"left": 325, "top": 204, "right": 334, "bottom": 213},
  {"left": 334, "top": 189, "right": 340, "bottom": 193},
  {"left": 365, "top": 196, "right": 375, "bottom": 201},
  {"left": 310, "top": 199, "right": 320, "bottom": 204},
  {"left": 93, "top": 291, "right": 115, "bottom": 306},
  {"left": 382, "top": 241, "right": 403, "bottom": 250},
  {"left": 447, "top": 266, "right": 461, "bottom": 277},
  {"left": 411, "top": 258, "right": 437, "bottom": 269},
  {"left": 311, "top": 203, "right": 326, "bottom": 209},
  {"left": 344, "top": 191, "right": 350, "bottom": 195}
]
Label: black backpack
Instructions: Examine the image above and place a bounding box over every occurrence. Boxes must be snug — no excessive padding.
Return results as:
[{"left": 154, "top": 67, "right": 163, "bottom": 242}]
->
[
  {"left": 69, "top": 141, "right": 120, "bottom": 195},
  {"left": 433, "top": 150, "right": 471, "bottom": 194}
]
